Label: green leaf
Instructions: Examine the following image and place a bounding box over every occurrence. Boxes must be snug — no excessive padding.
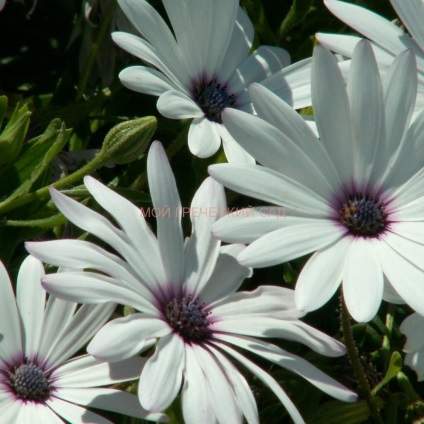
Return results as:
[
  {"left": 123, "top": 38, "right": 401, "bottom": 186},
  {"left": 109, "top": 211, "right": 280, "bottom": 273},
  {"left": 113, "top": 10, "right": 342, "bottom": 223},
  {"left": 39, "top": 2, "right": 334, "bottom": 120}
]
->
[
  {"left": 0, "top": 96, "right": 7, "bottom": 128},
  {"left": 0, "top": 103, "right": 31, "bottom": 164},
  {"left": 372, "top": 352, "right": 402, "bottom": 395},
  {"left": 0, "top": 119, "right": 71, "bottom": 206}
]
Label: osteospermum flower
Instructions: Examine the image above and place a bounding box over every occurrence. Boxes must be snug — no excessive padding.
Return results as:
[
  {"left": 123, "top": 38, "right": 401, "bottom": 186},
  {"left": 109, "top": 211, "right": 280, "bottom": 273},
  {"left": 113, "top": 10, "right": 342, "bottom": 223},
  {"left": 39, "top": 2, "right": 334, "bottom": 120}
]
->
[
  {"left": 112, "top": 0, "right": 312, "bottom": 163},
  {"left": 26, "top": 141, "right": 356, "bottom": 424},
  {"left": 400, "top": 313, "right": 424, "bottom": 381},
  {"left": 0, "top": 256, "right": 166, "bottom": 423},
  {"left": 316, "top": 0, "right": 424, "bottom": 117},
  {"left": 209, "top": 41, "right": 424, "bottom": 323}
]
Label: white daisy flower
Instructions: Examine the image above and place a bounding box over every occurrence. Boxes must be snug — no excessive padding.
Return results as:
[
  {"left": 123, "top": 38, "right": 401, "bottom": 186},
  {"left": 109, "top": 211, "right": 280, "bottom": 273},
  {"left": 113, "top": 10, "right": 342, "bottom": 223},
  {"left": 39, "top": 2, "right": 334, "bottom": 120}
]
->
[
  {"left": 209, "top": 40, "right": 424, "bottom": 323},
  {"left": 112, "top": 0, "right": 312, "bottom": 163},
  {"left": 0, "top": 255, "right": 167, "bottom": 423},
  {"left": 316, "top": 0, "right": 424, "bottom": 117},
  {"left": 26, "top": 141, "right": 356, "bottom": 424},
  {"left": 400, "top": 312, "right": 424, "bottom": 381}
]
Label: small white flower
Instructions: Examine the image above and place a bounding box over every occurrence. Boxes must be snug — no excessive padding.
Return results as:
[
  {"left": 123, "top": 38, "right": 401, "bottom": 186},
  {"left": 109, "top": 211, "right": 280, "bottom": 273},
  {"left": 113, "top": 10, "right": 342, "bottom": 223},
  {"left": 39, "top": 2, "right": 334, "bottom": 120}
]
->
[
  {"left": 316, "top": 0, "right": 424, "bottom": 117},
  {"left": 27, "top": 141, "right": 356, "bottom": 424},
  {"left": 400, "top": 312, "right": 424, "bottom": 381},
  {"left": 0, "top": 256, "right": 167, "bottom": 423},
  {"left": 113, "top": 0, "right": 313, "bottom": 163},
  {"left": 209, "top": 41, "right": 424, "bottom": 323}
]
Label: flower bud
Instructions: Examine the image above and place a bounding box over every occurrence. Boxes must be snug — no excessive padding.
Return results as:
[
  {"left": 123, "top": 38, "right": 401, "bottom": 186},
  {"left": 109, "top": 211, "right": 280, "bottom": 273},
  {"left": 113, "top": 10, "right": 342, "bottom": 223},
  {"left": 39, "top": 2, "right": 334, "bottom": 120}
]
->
[
  {"left": 99, "top": 116, "right": 157, "bottom": 165},
  {"left": 0, "top": 102, "right": 31, "bottom": 164}
]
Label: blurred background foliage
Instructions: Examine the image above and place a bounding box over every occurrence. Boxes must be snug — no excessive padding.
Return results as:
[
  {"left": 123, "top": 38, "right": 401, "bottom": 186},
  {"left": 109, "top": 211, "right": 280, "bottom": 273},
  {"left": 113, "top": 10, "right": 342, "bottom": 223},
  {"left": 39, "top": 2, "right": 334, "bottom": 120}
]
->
[{"left": 0, "top": 1, "right": 421, "bottom": 423}]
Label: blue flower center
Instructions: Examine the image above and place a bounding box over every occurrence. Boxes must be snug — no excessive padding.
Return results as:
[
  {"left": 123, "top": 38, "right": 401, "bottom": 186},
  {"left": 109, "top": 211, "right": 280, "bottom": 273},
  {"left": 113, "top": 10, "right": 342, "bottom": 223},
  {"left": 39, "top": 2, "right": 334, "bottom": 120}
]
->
[
  {"left": 194, "top": 80, "right": 236, "bottom": 123},
  {"left": 339, "top": 193, "right": 387, "bottom": 237},
  {"left": 9, "top": 362, "right": 51, "bottom": 402},
  {"left": 164, "top": 295, "right": 211, "bottom": 343}
]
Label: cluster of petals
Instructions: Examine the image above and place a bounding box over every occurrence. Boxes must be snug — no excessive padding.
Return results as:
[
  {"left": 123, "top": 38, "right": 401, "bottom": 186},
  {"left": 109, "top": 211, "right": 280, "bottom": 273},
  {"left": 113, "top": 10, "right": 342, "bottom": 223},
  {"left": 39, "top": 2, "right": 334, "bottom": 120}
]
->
[
  {"left": 112, "top": 0, "right": 312, "bottom": 162},
  {"left": 317, "top": 0, "right": 424, "bottom": 118},
  {"left": 0, "top": 256, "right": 166, "bottom": 423},
  {"left": 27, "top": 141, "right": 357, "bottom": 424},
  {"left": 209, "top": 40, "right": 424, "bottom": 323}
]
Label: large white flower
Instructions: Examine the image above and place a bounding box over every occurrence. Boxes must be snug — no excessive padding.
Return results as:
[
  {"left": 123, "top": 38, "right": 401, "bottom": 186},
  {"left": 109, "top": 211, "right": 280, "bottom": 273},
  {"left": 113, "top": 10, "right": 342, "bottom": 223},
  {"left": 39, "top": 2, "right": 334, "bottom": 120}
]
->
[
  {"left": 26, "top": 141, "right": 356, "bottom": 424},
  {"left": 209, "top": 41, "right": 424, "bottom": 323},
  {"left": 0, "top": 256, "right": 166, "bottom": 423},
  {"left": 400, "top": 313, "right": 424, "bottom": 381},
  {"left": 316, "top": 0, "right": 424, "bottom": 117},
  {"left": 112, "top": 0, "right": 312, "bottom": 163}
]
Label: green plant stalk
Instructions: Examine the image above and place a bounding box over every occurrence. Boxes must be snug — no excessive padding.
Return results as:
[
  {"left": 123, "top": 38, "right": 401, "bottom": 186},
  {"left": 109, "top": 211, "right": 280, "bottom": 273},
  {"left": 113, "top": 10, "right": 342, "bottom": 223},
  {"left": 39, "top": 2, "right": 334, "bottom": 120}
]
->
[
  {"left": 382, "top": 303, "right": 395, "bottom": 370},
  {"left": 340, "top": 295, "right": 384, "bottom": 424},
  {"left": 75, "top": 0, "right": 118, "bottom": 102},
  {"left": 0, "top": 153, "right": 107, "bottom": 214},
  {"left": 397, "top": 371, "right": 420, "bottom": 402}
]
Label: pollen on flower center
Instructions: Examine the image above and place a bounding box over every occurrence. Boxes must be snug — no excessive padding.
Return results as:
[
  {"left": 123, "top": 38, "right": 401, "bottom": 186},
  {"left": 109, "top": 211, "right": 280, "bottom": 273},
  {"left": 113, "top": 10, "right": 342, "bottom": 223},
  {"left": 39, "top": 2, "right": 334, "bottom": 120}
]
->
[
  {"left": 339, "top": 193, "right": 387, "bottom": 237},
  {"left": 193, "top": 79, "right": 236, "bottom": 123},
  {"left": 164, "top": 295, "right": 211, "bottom": 343},
  {"left": 9, "top": 362, "right": 51, "bottom": 402}
]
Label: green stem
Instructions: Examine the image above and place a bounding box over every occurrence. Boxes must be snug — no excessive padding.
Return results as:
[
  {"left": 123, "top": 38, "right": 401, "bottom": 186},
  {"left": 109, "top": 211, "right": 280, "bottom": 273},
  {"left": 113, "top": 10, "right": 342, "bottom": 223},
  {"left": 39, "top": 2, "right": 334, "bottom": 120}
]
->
[
  {"left": 340, "top": 295, "right": 384, "bottom": 424},
  {"left": 397, "top": 371, "right": 420, "bottom": 402},
  {"left": 0, "top": 154, "right": 106, "bottom": 214},
  {"left": 75, "top": 0, "right": 118, "bottom": 102},
  {"left": 129, "top": 122, "right": 190, "bottom": 191},
  {"left": 382, "top": 303, "right": 395, "bottom": 369}
]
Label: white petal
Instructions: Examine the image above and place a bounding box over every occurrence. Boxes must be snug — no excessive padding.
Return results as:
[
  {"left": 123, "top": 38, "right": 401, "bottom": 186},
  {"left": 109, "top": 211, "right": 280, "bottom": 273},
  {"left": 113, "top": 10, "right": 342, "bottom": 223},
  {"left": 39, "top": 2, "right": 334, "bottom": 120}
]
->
[
  {"left": 42, "top": 271, "right": 154, "bottom": 313},
  {"left": 342, "top": 238, "right": 383, "bottom": 322},
  {"left": 88, "top": 314, "right": 170, "bottom": 363},
  {"left": 400, "top": 313, "right": 424, "bottom": 353},
  {"left": 199, "top": 250, "right": 251, "bottom": 305},
  {"left": 212, "top": 206, "right": 292, "bottom": 244},
  {"left": 381, "top": 50, "right": 417, "bottom": 169},
  {"left": 147, "top": 141, "right": 185, "bottom": 287},
  {"left": 323, "top": 0, "right": 418, "bottom": 55},
  {"left": 55, "top": 355, "right": 145, "bottom": 387},
  {"left": 208, "top": 164, "right": 332, "bottom": 217},
  {"left": 192, "top": 344, "right": 242, "bottom": 424},
  {"left": 377, "top": 241, "right": 424, "bottom": 316},
  {"left": 207, "top": 345, "right": 259, "bottom": 424},
  {"left": 139, "top": 334, "right": 185, "bottom": 411},
  {"left": 188, "top": 118, "right": 221, "bottom": 158},
  {"left": 116, "top": 0, "right": 190, "bottom": 85},
  {"left": 53, "top": 387, "right": 168, "bottom": 422},
  {"left": 216, "top": 334, "right": 357, "bottom": 402},
  {"left": 212, "top": 285, "right": 302, "bottom": 320},
  {"left": 26, "top": 239, "right": 143, "bottom": 294},
  {"left": 261, "top": 57, "right": 313, "bottom": 109},
  {"left": 312, "top": 45, "right": 355, "bottom": 185},
  {"left": 237, "top": 221, "right": 343, "bottom": 268},
  {"left": 44, "top": 303, "right": 116, "bottom": 368},
  {"left": 230, "top": 46, "right": 291, "bottom": 93},
  {"left": 118, "top": 66, "right": 175, "bottom": 96},
  {"left": 0, "top": 261, "right": 22, "bottom": 363},
  {"left": 219, "top": 7, "right": 254, "bottom": 81},
  {"left": 347, "top": 40, "right": 385, "bottom": 186},
  {"left": 295, "top": 236, "right": 351, "bottom": 312},
  {"left": 16, "top": 256, "right": 46, "bottom": 359},
  {"left": 184, "top": 177, "right": 226, "bottom": 296},
  {"left": 46, "top": 397, "right": 113, "bottom": 424},
  {"left": 83, "top": 176, "right": 167, "bottom": 291},
  {"left": 222, "top": 107, "right": 338, "bottom": 198},
  {"left": 112, "top": 31, "right": 187, "bottom": 91},
  {"left": 182, "top": 345, "right": 215, "bottom": 424},
  {"left": 157, "top": 90, "right": 204, "bottom": 119},
  {"left": 390, "top": 0, "right": 424, "bottom": 50},
  {"left": 218, "top": 124, "right": 255, "bottom": 164},
  {"left": 213, "top": 341, "right": 305, "bottom": 424}
]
